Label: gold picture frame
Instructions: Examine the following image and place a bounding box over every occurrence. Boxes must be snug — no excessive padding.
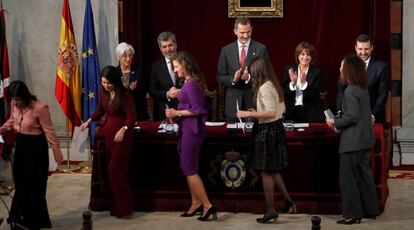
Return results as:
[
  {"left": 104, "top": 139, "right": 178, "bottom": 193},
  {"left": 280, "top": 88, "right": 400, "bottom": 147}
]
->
[{"left": 228, "top": 0, "right": 283, "bottom": 18}]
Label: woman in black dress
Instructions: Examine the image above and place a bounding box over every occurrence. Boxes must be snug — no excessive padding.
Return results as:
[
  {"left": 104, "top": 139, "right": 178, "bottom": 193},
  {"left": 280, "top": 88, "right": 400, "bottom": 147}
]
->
[{"left": 237, "top": 57, "right": 296, "bottom": 224}]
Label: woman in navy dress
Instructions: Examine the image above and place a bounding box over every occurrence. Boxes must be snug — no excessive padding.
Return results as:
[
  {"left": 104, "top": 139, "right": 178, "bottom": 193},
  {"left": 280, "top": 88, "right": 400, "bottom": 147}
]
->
[
  {"left": 81, "top": 66, "right": 137, "bottom": 218},
  {"left": 165, "top": 51, "right": 217, "bottom": 221}
]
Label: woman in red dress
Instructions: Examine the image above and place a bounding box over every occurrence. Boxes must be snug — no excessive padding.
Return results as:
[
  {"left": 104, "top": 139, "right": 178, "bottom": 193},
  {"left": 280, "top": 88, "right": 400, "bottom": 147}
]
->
[{"left": 81, "top": 66, "right": 137, "bottom": 218}]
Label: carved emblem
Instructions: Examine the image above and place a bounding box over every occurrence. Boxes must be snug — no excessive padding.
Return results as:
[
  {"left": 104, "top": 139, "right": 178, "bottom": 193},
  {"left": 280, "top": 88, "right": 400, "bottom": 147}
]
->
[{"left": 220, "top": 150, "right": 246, "bottom": 188}]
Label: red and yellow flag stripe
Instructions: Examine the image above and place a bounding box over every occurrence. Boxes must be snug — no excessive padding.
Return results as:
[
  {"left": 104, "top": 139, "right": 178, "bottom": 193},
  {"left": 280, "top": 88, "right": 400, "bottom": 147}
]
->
[{"left": 55, "top": 0, "right": 81, "bottom": 135}]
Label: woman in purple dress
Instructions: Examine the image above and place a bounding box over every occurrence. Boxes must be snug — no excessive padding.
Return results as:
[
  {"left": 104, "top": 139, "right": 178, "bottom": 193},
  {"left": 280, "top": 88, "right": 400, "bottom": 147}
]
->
[{"left": 165, "top": 51, "right": 217, "bottom": 221}]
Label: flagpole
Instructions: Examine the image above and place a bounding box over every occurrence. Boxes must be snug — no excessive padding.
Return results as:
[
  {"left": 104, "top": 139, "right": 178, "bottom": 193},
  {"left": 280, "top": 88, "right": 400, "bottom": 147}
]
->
[
  {"left": 79, "top": 138, "right": 92, "bottom": 171},
  {"left": 57, "top": 117, "right": 80, "bottom": 171}
]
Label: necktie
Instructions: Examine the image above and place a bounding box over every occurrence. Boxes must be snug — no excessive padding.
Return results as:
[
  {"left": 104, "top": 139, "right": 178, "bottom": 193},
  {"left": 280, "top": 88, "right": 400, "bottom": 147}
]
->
[
  {"left": 167, "top": 60, "right": 176, "bottom": 85},
  {"left": 240, "top": 45, "right": 246, "bottom": 68}
]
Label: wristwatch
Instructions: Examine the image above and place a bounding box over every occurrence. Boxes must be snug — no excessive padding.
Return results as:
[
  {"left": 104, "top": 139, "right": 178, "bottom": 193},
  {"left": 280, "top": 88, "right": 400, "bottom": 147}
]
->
[
  {"left": 123, "top": 126, "right": 128, "bottom": 130},
  {"left": 177, "top": 111, "right": 182, "bottom": 117}
]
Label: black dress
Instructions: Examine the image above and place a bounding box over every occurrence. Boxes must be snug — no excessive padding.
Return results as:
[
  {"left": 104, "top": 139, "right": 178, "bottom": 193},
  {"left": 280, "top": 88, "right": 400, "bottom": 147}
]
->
[{"left": 250, "top": 119, "right": 288, "bottom": 171}]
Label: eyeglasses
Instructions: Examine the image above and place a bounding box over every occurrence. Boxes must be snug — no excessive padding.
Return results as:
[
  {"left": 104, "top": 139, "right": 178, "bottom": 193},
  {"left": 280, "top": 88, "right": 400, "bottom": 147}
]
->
[{"left": 121, "top": 53, "right": 134, "bottom": 58}]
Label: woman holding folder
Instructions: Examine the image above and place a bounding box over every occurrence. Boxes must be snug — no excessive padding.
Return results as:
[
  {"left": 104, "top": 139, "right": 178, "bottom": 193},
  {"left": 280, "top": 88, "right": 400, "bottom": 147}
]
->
[{"left": 326, "top": 54, "right": 379, "bottom": 224}]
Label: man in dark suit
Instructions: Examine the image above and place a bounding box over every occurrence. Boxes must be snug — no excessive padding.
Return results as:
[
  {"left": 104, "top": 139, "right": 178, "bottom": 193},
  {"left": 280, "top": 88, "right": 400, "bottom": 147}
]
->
[
  {"left": 336, "top": 34, "right": 389, "bottom": 122},
  {"left": 217, "top": 17, "right": 269, "bottom": 122},
  {"left": 149, "top": 31, "right": 180, "bottom": 121}
]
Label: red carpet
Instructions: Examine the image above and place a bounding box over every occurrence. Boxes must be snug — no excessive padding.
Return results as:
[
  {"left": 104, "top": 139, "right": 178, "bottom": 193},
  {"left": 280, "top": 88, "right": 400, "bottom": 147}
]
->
[{"left": 388, "top": 170, "right": 414, "bottom": 179}]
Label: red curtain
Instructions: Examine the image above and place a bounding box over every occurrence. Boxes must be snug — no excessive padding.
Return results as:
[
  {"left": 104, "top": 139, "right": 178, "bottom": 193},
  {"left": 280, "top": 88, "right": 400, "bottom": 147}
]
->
[{"left": 120, "top": 0, "right": 390, "bottom": 109}]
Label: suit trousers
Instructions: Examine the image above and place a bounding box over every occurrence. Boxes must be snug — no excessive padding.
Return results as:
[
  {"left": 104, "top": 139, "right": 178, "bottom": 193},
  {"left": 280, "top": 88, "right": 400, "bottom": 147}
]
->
[{"left": 339, "top": 149, "right": 379, "bottom": 218}]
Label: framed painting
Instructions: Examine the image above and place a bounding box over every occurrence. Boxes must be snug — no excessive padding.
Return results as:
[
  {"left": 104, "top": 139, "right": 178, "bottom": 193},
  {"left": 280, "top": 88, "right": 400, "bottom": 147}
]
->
[{"left": 228, "top": 0, "right": 283, "bottom": 18}]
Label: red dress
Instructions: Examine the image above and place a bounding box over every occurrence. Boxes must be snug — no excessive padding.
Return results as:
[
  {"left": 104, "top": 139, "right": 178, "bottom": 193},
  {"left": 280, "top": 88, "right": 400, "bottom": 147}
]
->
[{"left": 90, "top": 90, "right": 137, "bottom": 217}]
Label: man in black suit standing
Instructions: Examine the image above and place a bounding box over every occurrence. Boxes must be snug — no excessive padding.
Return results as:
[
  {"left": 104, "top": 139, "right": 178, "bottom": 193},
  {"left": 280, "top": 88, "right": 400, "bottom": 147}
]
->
[
  {"left": 149, "top": 31, "right": 180, "bottom": 121},
  {"left": 217, "top": 17, "right": 269, "bottom": 122},
  {"left": 337, "top": 34, "right": 389, "bottom": 122}
]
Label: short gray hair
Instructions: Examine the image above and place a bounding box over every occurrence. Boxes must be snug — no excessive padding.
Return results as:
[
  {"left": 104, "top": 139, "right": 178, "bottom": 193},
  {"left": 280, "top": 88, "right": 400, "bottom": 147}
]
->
[
  {"left": 157, "top": 31, "right": 176, "bottom": 47},
  {"left": 115, "top": 42, "right": 135, "bottom": 59}
]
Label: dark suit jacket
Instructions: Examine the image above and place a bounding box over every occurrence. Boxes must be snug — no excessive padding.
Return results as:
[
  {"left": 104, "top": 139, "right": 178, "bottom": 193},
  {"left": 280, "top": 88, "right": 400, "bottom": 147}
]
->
[
  {"left": 216, "top": 40, "right": 268, "bottom": 121},
  {"left": 116, "top": 66, "right": 149, "bottom": 121},
  {"left": 149, "top": 57, "right": 179, "bottom": 121},
  {"left": 334, "top": 85, "right": 375, "bottom": 153},
  {"left": 336, "top": 57, "right": 389, "bottom": 122},
  {"left": 282, "top": 64, "right": 324, "bottom": 123}
]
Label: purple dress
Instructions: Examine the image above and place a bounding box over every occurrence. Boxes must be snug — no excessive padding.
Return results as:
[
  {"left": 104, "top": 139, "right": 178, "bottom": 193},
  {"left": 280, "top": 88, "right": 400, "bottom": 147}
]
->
[{"left": 177, "top": 79, "right": 208, "bottom": 176}]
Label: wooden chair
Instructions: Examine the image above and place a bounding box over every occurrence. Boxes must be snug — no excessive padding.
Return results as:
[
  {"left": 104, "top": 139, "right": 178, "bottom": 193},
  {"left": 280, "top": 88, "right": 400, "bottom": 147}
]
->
[
  {"left": 146, "top": 93, "right": 154, "bottom": 121},
  {"left": 217, "top": 85, "right": 225, "bottom": 121},
  {"left": 205, "top": 89, "right": 218, "bottom": 121}
]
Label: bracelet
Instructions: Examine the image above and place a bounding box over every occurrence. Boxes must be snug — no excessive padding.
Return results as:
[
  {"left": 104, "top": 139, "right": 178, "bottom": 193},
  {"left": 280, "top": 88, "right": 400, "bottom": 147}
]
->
[{"left": 123, "top": 125, "right": 128, "bottom": 130}]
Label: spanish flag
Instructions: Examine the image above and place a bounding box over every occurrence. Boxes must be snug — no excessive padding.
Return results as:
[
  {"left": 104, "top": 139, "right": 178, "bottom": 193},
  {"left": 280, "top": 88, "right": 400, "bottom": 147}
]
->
[{"left": 55, "top": 0, "right": 81, "bottom": 135}]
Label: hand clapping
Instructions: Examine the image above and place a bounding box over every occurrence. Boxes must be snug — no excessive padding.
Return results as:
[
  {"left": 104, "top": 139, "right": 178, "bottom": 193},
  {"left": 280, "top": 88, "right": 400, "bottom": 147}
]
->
[{"left": 289, "top": 68, "right": 298, "bottom": 85}]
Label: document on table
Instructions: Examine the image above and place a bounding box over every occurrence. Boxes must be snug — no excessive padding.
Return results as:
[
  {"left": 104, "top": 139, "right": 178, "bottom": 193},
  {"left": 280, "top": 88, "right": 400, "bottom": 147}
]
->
[
  {"left": 70, "top": 126, "right": 89, "bottom": 155},
  {"left": 205, "top": 122, "right": 225, "bottom": 126}
]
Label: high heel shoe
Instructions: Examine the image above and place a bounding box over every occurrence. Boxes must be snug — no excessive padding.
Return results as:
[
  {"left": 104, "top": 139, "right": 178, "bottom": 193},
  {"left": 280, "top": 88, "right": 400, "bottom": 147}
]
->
[
  {"left": 336, "top": 218, "right": 361, "bottom": 225},
  {"left": 197, "top": 206, "right": 217, "bottom": 221},
  {"left": 256, "top": 212, "right": 278, "bottom": 224},
  {"left": 282, "top": 200, "right": 297, "bottom": 214},
  {"left": 180, "top": 205, "right": 203, "bottom": 217}
]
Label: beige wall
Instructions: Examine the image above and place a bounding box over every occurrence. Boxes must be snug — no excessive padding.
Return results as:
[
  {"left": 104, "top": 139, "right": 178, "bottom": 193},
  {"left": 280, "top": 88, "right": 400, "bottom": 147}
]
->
[{"left": 2, "top": 0, "right": 118, "bottom": 135}]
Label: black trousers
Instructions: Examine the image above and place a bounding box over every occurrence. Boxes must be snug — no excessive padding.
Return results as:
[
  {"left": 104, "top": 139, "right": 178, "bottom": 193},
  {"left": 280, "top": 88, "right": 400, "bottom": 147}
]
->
[
  {"left": 339, "top": 149, "right": 379, "bottom": 218},
  {"left": 10, "top": 133, "right": 51, "bottom": 229}
]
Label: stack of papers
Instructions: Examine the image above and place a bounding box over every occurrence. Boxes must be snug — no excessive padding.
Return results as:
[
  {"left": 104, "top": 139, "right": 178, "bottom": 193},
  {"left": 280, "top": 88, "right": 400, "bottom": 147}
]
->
[
  {"left": 205, "top": 122, "right": 225, "bottom": 126},
  {"left": 226, "top": 123, "right": 246, "bottom": 129},
  {"left": 282, "top": 123, "right": 309, "bottom": 128},
  {"left": 158, "top": 123, "right": 179, "bottom": 133}
]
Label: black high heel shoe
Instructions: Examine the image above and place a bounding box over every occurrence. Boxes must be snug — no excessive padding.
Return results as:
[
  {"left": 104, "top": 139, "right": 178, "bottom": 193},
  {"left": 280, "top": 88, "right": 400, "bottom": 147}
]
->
[
  {"left": 336, "top": 218, "right": 361, "bottom": 225},
  {"left": 282, "top": 200, "right": 297, "bottom": 214},
  {"left": 197, "top": 206, "right": 217, "bottom": 221},
  {"left": 256, "top": 212, "right": 278, "bottom": 224},
  {"left": 180, "top": 205, "right": 203, "bottom": 217}
]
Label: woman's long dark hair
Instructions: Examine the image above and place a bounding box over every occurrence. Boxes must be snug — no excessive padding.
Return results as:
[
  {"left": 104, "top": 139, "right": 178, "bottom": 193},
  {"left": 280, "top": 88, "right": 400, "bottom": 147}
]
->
[
  {"left": 249, "top": 56, "right": 284, "bottom": 103},
  {"left": 8, "top": 80, "right": 37, "bottom": 108},
  {"left": 171, "top": 51, "right": 207, "bottom": 92},
  {"left": 100, "top": 65, "right": 125, "bottom": 110},
  {"left": 340, "top": 54, "right": 368, "bottom": 88}
]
